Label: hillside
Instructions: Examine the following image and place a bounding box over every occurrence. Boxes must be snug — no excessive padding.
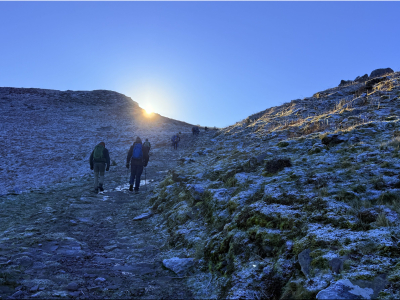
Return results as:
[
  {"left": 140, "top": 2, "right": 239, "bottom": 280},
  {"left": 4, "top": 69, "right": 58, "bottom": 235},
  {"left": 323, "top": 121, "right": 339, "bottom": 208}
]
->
[
  {"left": 0, "top": 88, "right": 193, "bottom": 195},
  {"left": 149, "top": 68, "right": 400, "bottom": 299}
]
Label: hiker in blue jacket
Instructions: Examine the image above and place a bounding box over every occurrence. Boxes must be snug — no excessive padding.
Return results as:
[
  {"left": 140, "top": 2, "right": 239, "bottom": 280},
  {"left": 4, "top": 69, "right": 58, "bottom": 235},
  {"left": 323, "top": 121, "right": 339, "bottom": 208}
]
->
[
  {"left": 126, "top": 137, "right": 149, "bottom": 193},
  {"left": 171, "top": 133, "right": 180, "bottom": 150},
  {"left": 89, "top": 142, "right": 111, "bottom": 193}
]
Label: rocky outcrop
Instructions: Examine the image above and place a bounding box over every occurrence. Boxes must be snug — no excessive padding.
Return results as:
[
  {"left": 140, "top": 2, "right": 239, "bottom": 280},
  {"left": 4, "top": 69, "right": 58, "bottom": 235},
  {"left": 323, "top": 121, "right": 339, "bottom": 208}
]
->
[{"left": 370, "top": 68, "right": 394, "bottom": 78}]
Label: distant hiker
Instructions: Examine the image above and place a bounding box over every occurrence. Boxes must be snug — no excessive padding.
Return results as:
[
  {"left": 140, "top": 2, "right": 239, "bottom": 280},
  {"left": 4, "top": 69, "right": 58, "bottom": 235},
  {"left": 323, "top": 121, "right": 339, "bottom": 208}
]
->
[
  {"left": 126, "top": 137, "right": 149, "bottom": 194},
  {"left": 143, "top": 138, "right": 151, "bottom": 153},
  {"left": 205, "top": 126, "right": 208, "bottom": 132},
  {"left": 89, "top": 142, "right": 110, "bottom": 193},
  {"left": 192, "top": 126, "right": 200, "bottom": 135},
  {"left": 171, "top": 133, "right": 180, "bottom": 150}
]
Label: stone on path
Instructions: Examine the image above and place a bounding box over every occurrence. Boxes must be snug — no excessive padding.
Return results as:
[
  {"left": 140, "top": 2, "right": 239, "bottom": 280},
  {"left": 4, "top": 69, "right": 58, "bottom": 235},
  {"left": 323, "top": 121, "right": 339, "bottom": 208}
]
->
[
  {"left": 316, "top": 279, "right": 374, "bottom": 300},
  {"left": 66, "top": 282, "right": 79, "bottom": 291},
  {"left": 133, "top": 211, "right": 154, "bottom": 221},
  {"left": 162, "top": 257, "right": 195, "bottom": 276}
]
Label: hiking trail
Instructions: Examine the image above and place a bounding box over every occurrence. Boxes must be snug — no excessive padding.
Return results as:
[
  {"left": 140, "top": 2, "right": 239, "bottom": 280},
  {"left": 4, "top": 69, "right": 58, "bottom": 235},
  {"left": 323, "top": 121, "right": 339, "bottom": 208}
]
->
[{"left": 0, "top": 132, "right": 214, "bottom": 299}]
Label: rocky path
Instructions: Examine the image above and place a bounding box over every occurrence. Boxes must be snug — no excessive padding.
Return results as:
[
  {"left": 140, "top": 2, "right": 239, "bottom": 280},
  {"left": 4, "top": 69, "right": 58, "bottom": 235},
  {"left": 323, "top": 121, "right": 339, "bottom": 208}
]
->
[{"left": 0, "top": 132, "right": 214, "bottom": 299}]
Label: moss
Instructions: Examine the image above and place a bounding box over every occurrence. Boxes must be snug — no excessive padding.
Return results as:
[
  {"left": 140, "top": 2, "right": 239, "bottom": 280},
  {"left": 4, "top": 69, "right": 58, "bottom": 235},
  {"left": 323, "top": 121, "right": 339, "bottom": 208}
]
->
[
  {"left": 380, "top": 161, "right": 391, "bottom": 168},
  {"left": 351, "top": 184, "right": 367, "bottom": 193},
  {"left": 309, "top": 249, "right": 323, "bottom": 258},
  {"left": 378, "top": 191, "right": 400, "bottom": 205},
  {"left": 227, "top": 199, "right": 238, "bottom": 214},
  {"left": 262, "top": 172, "right": 275, "bottom": 177},
  {"left": 158, "top": 176, "right": 174, "bottom": 189},
  {"left": 277, "top": 141, "right": 290, "bottom": 147},
  {"left": 335, "top": 190, "right": 359, "bottom": 202},
  {"left": 308, "top": 147, "right": 321, "bottom": 155},
  {"left": 371, "top": 176, "right": 386, "bottom": 190},
  {"left": 281, "top": 280, "right": 318, "bottom": 300},
  {"left": 340, "top": 160, "right": 353, "bottom": 168},
  {"left": 354, "top": 273, "right": 375, "bottom": 280},
  {"left": 224, "top": 176, "right": 238, "bottom": 188},
  {"left": 311, "top": 256, "right": 329, "bottom": 269},
  {"left": 339, "top": 249, "right": 351, "bottom": 256}
]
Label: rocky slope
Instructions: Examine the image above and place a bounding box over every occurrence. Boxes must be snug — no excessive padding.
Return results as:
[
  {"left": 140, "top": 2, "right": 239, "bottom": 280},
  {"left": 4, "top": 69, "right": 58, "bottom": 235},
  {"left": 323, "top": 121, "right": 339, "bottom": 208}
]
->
[
  {"left": 0, "top": 88, "right": 193, "bottom": 195},
  {"left": 149, "top": 68, "right": 400, "bottom": 299}
]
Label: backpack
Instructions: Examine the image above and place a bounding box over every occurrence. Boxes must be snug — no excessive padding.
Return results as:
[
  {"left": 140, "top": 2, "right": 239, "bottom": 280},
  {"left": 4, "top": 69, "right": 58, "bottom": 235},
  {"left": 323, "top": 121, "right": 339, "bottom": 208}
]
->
[
  {"left": 131, "top": 143, "right": 143, "bottom": 160},
  {"left": 143, "top": 141, "right": 151, "bottom": 149},
  {"left": 93, "top": 144, "right": 105, "bottom": 161},
  {"left": 172, "top": 135, "right": 177, "bottom": 143}
]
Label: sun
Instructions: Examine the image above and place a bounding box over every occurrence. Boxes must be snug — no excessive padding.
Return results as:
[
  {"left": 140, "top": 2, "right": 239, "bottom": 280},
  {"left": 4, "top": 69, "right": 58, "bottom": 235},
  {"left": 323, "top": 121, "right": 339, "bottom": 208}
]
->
[{"left": 145, "top": 107, "right": 153, "bottom": 115}]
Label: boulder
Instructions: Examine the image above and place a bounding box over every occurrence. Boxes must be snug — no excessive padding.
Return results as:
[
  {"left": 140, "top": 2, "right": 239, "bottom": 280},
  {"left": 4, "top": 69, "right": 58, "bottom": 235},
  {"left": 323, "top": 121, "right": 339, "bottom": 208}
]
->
[
  {"left": 316, "top": 278, "right": 383, "bottom": 300},
  {"left": 369, "top": 68, "right": 394, "bottom": 78},
  {"left": 162, "top": 257, "right": 195, "bottom": 276},
  {"left": 321, "top": 134, "right": 347, "bottom": 146},
  {"left": 298, "top": 249, "right": 312, "bottom": 276}
]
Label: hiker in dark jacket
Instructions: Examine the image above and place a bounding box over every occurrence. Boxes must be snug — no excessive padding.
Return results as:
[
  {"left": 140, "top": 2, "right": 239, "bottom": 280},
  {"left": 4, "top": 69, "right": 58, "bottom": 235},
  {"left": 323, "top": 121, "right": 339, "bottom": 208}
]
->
[
  {"left": 126, "top": 137, "right": 149, "bottom": 193},
  {"left": 171, "top": 133, "right": 180, "bottom": 150},
  {"left": 89, "top": 142, "right": 111, "bottom": 193},
  {"left": 192, "top": 126, "right": 200, "bottom": 135}
]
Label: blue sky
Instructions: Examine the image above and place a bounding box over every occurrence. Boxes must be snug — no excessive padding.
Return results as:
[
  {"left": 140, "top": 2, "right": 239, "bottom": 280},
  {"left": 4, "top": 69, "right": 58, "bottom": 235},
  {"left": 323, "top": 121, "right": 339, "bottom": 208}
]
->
[{"left": 0, "top": 2, "right": 399, "bottom": 128}]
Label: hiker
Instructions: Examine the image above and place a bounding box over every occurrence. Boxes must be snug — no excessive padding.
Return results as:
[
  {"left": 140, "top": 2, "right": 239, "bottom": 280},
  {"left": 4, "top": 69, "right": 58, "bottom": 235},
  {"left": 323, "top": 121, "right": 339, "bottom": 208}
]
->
[
  {"left": 126, "top": 137, "right": 149, "bottom": 193},
  {"left": 205, "top": 126, "right": 208, "bottom": 132},
  {"left": 192, "top": 126, "right": 200, "bottom": 135},
  {"left": 143, "top": 138, "right": 151, "bottom": 153},
  {"left": 171, "top": 133, "right": 180, "bottom": 150},
  {"left": 89, "top": 142, "right": 110, "bottom": 193}
]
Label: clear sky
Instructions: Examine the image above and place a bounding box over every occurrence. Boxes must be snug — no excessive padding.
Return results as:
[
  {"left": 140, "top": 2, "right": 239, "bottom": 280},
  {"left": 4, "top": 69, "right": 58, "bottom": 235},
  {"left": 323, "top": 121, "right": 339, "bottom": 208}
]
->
[{"left": 0, "top": 2, "right": 399, "bottom": 128}]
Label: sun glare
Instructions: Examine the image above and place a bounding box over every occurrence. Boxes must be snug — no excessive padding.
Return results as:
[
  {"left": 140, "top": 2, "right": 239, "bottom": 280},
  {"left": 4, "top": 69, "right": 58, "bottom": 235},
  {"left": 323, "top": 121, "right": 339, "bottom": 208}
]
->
[{"left": 145, "top": 107, "right": 153, "bottom": 115}]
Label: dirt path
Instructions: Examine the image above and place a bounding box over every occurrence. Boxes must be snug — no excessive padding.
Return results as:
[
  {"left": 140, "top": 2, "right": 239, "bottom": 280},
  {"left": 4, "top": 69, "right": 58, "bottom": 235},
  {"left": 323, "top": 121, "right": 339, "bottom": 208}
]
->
[{"left": 0, "top": 132, "right": 213, "bottom": 299}]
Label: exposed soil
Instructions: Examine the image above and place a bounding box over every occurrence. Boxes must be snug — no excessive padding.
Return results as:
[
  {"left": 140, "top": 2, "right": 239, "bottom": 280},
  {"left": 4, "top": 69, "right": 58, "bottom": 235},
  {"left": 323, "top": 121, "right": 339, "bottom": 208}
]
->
[{"left": 0, "top": 132, "right": 213, "bottom": 299}]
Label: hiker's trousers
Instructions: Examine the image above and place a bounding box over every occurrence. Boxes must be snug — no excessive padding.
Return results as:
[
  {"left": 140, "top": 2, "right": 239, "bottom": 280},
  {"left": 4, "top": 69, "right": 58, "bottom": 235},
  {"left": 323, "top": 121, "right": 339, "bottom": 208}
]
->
[
  {"left": 93, "top": 162, "right": 106, "bottom": 188},
  {"left": 173, "top": 142, "right": 178, "bottom": 150},
  {"left": 130, "top": 165, "right": 143, "bottom": 191}
]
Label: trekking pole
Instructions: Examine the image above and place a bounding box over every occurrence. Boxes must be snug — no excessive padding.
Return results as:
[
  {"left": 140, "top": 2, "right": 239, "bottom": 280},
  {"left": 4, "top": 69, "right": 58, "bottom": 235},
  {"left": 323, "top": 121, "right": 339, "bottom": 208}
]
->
[{"left": 145, "top": 167, "right": 147, "bottom": 192}]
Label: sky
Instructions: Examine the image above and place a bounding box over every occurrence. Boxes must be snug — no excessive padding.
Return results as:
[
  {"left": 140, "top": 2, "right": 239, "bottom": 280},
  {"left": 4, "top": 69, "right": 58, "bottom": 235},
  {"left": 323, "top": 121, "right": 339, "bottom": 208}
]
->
[{"left": 0, "top": 2, "right": 399, "bottom": 128}]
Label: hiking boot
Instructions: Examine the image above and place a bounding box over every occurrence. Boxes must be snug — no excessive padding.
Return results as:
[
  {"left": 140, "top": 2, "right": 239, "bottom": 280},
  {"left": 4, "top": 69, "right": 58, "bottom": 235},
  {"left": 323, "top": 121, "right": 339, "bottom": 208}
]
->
[
  {"left": 98, "top": 184, "right": 104, "bottom": 192},
  {"left": 129, "top": 185, "right": 133, "bottom": 192},
  {"left": 134, "top": 190, "right": 139, "bottom": 194},
  {"left": 94, "top": 188, "right": 99, "bottom": 193}
]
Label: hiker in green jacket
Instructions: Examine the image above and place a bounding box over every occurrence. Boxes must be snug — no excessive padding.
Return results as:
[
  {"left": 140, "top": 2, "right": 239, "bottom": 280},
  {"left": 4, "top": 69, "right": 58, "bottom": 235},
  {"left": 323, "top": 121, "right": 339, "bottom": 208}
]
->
[
  {"left": 143, "top": 139, "right": 151, "bottom": 152},
  {"left": 89, "top": 142, "right": 111, "bottom": 193}
]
